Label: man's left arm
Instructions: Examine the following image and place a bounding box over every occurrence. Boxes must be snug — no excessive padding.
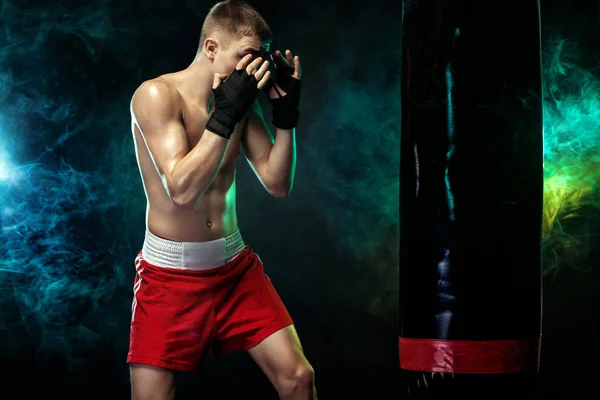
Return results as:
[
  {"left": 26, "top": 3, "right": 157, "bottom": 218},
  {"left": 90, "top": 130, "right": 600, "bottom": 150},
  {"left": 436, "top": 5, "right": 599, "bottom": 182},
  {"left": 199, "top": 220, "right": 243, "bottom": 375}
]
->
[
  {"left": 241, "top": 49, "right": 301, "bottom": 198},
  {"left": 241, "top": 100, "right": 296, "bottom": 198}
]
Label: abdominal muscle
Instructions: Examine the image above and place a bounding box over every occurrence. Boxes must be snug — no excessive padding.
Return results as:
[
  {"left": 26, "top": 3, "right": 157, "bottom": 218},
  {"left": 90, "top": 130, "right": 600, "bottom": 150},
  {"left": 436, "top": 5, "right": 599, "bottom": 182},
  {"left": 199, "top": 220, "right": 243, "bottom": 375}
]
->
[
  {"left": 146, "top": 176, "right": 239, "bottom": 243},
  {"left": 133, "top": 127, "right": 241, "bottom": 243}
]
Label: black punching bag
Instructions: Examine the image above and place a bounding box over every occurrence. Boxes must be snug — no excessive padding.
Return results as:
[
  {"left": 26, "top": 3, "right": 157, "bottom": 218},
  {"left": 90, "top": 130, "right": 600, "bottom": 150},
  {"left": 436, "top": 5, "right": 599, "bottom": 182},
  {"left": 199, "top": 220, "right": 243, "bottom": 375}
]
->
[{"left": 399, "top": 0, "right": 543, "bottom": 396}]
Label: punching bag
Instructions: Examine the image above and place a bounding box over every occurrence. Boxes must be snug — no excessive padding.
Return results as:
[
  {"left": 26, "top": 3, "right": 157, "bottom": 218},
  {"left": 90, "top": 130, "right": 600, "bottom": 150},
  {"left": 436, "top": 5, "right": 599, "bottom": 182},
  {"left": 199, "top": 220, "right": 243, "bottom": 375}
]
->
[{"left": 399, "top": 0, "right": 543, "bottom": 396}]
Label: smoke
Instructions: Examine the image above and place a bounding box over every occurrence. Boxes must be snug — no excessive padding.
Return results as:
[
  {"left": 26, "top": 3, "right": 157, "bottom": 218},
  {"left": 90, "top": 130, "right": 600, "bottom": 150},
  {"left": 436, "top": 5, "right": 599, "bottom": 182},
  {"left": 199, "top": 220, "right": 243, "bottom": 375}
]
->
[
  {"left": 0, "top": 0, "right": 598, "bottom": 378},
  {"left": 0, "top": 156, "right": 130, "bottom": 364},
  {"left": 0, "top": 0, "right": 158, "bottom": 367},
  {"left": 291, "top": 5, "right": 400, "bottom": 323},
  {"left": 541, "top": 35, "right": 600, "bottom": 276}
]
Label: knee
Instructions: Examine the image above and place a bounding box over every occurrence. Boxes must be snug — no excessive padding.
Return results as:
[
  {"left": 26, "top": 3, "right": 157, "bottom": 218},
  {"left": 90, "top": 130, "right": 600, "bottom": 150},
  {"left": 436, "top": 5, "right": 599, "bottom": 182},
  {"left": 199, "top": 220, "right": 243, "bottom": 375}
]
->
[{"left": 276, "top": 361, "right": 315, "bottom": 397}]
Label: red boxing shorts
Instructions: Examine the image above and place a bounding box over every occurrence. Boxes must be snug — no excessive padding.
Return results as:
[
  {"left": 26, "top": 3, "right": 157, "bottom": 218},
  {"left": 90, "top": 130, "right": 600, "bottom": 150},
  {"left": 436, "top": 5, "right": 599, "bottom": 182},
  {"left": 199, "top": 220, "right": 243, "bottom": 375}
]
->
[{"left": 126, "top": 229, "right": 293, "bottom": 372}]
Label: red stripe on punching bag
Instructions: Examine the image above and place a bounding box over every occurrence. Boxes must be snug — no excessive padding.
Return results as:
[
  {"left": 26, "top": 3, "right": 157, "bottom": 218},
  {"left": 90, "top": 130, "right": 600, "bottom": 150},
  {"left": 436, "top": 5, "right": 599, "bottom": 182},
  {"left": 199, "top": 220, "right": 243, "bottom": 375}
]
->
[{"left": 399, "top": 337, "right": 542, "bottom": 374}]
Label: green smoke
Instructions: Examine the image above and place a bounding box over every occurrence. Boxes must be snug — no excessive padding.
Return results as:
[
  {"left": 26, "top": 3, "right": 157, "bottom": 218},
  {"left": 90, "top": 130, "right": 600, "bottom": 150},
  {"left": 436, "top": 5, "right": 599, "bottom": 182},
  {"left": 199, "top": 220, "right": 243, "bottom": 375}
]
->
[{"left": 542, "top": 35, "right": 600, "bottom": 275}]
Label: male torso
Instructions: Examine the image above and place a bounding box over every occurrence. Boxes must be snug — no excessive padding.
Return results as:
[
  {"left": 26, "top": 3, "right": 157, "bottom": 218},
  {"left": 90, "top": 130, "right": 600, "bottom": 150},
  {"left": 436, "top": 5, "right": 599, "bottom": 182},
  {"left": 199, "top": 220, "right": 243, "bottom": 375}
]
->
[{"left": 131, "top": 71, "right": 246, "bottom": 242}]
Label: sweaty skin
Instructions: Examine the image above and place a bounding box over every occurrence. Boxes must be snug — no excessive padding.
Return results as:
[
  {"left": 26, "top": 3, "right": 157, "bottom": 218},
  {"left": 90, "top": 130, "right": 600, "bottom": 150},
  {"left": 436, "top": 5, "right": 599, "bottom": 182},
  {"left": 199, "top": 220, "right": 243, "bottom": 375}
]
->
[
  {"left": 129, "top": 29, "right": 314, "bottom": 399},
  {"left": 130, "top": 37, "right": 283, "bottom": 242},
  {"left": 131, "top": 80, "right": 239, "bottom": 242}
]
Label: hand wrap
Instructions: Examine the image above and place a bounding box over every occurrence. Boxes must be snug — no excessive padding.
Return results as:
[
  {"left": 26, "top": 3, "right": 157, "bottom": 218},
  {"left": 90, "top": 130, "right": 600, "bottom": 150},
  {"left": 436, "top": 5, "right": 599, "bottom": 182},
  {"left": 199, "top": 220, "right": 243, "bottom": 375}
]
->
[
  {"left": 268, "top": 65, "right": 301, "bottom": 129},
  {"left": 206, "top": 69, "right": 260, "bottom": 139}
]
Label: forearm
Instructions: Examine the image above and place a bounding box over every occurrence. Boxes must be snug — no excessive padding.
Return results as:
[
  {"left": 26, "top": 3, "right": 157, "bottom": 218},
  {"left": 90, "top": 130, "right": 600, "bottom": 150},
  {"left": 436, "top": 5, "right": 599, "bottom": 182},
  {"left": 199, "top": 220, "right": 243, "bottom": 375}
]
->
[
  {"left": 265, "top": 128, "right": 296, "bottom": 196},
  {"left": 169, "top": 131, "right": 228, "bottom": 209}
]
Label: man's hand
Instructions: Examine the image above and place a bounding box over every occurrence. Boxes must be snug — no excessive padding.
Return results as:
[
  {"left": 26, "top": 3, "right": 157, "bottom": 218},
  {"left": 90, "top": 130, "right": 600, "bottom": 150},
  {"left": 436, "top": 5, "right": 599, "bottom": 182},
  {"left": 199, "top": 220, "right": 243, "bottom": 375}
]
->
[
  {"left": 267, "top": 49, "right": 302, "bottom": 129},
  {"left": 206, "top": 55, "right": 271, "bottom": 139},
  {"left": 269, "top": 50, "right": 301, "bottom": 99},
  {"left": 213, "top": 54, "right": 272, "bottom": 90}
]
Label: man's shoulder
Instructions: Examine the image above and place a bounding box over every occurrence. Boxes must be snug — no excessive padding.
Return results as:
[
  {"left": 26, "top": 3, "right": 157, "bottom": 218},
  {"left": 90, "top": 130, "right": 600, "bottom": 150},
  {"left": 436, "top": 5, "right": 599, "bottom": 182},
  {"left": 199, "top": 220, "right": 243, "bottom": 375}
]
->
[
  {"left": 134, "top": 76, "right": 180, "bottom": 100},
  {"left": 131, "top": 77, "right": 182, "bottom": 114}
]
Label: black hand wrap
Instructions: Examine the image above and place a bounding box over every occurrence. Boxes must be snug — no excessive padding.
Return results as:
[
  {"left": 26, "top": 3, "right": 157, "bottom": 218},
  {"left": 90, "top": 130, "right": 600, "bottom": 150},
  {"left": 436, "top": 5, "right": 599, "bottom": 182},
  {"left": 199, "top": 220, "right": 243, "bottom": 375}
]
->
[
  {"left": 206, "top": 69, "right": 260, "bottom": 139},
  {"left": 268, "top": 66, "right": 301, "bottom": 129}
]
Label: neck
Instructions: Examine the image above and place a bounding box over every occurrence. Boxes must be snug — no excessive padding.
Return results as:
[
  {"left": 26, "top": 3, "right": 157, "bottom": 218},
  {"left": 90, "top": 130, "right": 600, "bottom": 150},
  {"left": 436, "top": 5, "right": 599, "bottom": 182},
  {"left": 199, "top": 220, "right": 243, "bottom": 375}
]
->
[{"left": 177, "top": 55, "right": 215, "bottom": 104}]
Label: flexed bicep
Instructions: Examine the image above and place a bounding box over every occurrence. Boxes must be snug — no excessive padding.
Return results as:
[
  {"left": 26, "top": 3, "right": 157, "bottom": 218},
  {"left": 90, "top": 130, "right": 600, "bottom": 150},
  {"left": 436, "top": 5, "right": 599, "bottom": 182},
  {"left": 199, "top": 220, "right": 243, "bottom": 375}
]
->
[{"left": 131, "top": 79, "right": 190, "bottom": 197}]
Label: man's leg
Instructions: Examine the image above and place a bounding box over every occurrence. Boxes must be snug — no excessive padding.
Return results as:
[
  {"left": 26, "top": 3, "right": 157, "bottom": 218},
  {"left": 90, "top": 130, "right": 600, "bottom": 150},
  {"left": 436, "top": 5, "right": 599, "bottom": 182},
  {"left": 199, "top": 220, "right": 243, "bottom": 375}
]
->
[
  {"left": 247, "top": 325, "right": 317, "bottom": 400},
  {"left": 130, "top": 364, "right": 176, "bottom": 400},
  {"left": 128, "top": 246, "right": 216, "bottom": 399}
]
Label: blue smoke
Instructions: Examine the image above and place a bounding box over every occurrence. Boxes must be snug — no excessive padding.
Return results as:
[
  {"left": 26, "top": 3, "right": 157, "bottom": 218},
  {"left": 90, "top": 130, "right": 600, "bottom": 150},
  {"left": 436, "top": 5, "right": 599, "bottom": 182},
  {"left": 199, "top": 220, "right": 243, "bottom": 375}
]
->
[{"left": 0, "top": 0, "right": 147, "bottom": 366}]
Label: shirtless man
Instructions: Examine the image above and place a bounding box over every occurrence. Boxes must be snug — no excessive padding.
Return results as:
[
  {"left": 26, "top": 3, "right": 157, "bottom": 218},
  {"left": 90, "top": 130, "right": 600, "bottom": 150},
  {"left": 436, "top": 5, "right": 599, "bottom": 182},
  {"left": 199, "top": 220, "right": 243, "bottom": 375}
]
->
[{"left": 126, "top": 1, "right": 316, "bottom": 399}]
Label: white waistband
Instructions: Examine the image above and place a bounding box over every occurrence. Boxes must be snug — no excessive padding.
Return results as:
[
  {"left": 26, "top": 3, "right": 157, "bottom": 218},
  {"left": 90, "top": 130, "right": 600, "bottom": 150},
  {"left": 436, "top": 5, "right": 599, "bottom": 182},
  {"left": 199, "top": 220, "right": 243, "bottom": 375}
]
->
[{"left": 142, "top": 229, "right": 246, "bottom": 270}]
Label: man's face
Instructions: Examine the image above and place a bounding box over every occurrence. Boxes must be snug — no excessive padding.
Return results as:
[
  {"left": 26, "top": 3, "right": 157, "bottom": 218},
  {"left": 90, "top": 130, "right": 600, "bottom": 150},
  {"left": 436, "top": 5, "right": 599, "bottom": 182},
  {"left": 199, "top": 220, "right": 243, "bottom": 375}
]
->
[{"left": 213, "top": 35, "right": 271, "bottom": 75}]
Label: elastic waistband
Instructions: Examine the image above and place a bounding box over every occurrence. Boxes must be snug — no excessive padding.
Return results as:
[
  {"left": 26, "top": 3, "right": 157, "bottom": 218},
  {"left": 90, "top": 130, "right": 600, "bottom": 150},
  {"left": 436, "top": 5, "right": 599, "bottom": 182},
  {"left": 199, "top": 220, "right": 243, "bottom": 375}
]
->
[{"left": 142, "top": 229, "right": 246, "bottom": 270}]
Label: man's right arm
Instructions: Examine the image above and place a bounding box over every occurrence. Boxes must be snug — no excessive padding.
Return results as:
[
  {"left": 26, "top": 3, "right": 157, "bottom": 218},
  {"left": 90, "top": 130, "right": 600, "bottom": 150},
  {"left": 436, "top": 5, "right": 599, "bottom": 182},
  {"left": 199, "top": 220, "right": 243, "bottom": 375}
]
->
[{"left": 131, "top": 80, "right": 228, "bottom": 210}]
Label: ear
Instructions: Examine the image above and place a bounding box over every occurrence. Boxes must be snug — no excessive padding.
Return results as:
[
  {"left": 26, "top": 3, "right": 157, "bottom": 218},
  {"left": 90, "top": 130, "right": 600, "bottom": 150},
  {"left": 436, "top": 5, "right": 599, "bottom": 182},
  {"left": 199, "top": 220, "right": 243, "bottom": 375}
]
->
[{"left": 204, "top": 37, "right": 218, "bottom": 60}]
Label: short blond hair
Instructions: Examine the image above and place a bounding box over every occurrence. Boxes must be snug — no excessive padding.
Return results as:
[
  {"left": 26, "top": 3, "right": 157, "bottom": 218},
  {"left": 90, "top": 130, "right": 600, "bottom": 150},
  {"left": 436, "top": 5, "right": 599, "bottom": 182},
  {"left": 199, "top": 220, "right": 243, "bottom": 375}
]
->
[{"left": 198, "top": 0, "right": 272, "bottom": 51}]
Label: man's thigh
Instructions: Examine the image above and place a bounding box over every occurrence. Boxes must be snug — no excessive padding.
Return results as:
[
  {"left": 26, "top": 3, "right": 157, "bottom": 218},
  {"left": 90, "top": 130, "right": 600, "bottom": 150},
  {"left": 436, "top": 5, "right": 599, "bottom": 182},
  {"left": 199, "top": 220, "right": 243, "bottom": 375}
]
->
[{"left": 130, "top": 364, "right": 175, "bottom": 400}]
